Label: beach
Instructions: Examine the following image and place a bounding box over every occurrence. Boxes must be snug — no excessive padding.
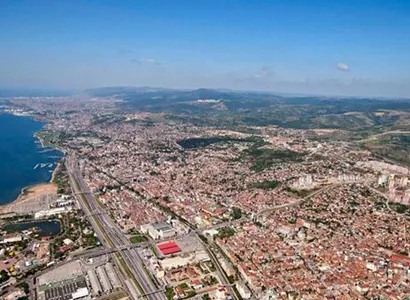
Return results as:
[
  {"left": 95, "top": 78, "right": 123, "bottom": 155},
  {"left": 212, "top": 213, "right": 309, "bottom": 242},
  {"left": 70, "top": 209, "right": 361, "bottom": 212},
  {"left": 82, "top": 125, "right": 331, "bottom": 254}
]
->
[{"left": 0, "top": 182, "right": 58, "bottom": 215}]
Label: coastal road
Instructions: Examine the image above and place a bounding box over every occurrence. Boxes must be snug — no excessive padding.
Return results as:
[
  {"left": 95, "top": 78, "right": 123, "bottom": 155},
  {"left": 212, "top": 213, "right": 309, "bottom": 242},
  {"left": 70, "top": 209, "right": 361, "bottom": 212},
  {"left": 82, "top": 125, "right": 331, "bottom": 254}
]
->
[{"left": 65, "top": 155, "right": 166, "bottom": 300}]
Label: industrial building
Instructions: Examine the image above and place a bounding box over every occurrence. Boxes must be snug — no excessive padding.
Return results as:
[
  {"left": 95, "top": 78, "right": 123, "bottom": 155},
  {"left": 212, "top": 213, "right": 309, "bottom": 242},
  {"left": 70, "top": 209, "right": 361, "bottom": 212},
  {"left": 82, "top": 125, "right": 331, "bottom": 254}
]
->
[
  {"left": 140, "top": 222, "right": 176, "bottom": 240},
  {"left": 85, "top": 263, "right": 121, "bottom": 296},
  {"left": 87, "top": 269, "right": 102, "bottom": 296},
  {"left": 104, "top": 263, "right": 121, "bottom": 289},
  {"left": 96, "top": 265, "right": 112, "bottom": 293},
  {"left": 42, "top": 276, "right": 89, "bottom": 300},
  {"left": 37, "top": 259, "right": 122, "bottom": 300}
]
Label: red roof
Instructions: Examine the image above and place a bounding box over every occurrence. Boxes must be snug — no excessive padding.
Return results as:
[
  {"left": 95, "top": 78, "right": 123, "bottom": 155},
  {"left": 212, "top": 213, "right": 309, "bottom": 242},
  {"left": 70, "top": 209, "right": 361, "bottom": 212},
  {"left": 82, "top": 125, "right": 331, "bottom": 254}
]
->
[
  {"left": 161, "top": 246, "right": 181, "bottom": 255},
  {"left": 59, "top": 245, "right": 74, "bottom": 253},
  {"left": 391, "top": 254, "right": 410, "bottom": 266},
  {"left": 158, "top": 241, "right": 178, "bottom": 250},
  {"left": 157, "top": 241, "right": 181, "bottom": 255}
]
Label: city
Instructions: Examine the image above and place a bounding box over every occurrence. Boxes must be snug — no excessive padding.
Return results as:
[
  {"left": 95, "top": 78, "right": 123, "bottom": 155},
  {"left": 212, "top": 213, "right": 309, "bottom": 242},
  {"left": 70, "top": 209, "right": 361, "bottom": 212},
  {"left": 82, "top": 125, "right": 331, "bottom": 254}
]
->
[
  {"left": 1, "top": 1, "right": 410, "bottom": 300},
  {"left": 1, "top": 92, "right": 410, "bottom": 299}
]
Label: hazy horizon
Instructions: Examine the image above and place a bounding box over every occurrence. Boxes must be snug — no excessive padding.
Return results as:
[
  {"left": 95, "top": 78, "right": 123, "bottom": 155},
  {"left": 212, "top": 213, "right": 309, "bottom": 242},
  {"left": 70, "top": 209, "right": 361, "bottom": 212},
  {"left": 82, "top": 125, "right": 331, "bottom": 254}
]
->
[
  {"left": 1, "top": 0, "right": 410, "bottom": 98},
  {"left": 2, "top": 85, "right": 410, "bottom": 100}
]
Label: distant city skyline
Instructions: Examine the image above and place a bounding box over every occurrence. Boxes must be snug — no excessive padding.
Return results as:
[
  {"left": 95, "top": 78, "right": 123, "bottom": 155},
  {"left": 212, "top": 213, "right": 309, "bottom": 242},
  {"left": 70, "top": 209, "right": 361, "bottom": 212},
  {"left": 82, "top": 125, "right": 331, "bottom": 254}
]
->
[{"left": 1, "top": 0, "right": 409, "bottom": 98}]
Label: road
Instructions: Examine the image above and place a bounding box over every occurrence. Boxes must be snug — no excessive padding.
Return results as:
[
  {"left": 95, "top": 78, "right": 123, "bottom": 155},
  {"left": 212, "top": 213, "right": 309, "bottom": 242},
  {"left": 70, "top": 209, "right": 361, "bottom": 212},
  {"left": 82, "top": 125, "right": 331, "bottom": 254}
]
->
[
  {"left": 65, "top": 155, "right": 166, "bottom": 300},
  {"left": 256, "top": 183, "right": 340, "bottom": 218},
  {"left": 356, "top": 130, "right": 410, "bottom": 143},
  {"left": 68, "top": 154, "right": 242, "bottom": 299}
]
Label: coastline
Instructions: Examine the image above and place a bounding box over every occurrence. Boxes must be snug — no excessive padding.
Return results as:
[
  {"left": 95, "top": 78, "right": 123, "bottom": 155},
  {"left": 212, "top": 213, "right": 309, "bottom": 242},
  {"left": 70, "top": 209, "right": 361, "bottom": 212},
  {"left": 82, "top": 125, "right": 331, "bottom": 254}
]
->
[
  {"left": 0, "top": 113, "right": 63, "bottom": 212},
  {"left": 0, "top": 182, "right": 58, "bottom": 215}
]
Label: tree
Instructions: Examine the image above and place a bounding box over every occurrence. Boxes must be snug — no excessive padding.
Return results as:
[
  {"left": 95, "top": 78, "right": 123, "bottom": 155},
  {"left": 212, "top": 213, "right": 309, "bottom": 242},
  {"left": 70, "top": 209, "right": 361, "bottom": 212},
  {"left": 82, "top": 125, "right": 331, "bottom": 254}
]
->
[
  {"left": 0, "top": 270, "right": 10, "bottom": 283},
  {"left": 231, "top": 207, "right": 242, "bottom": 220}
]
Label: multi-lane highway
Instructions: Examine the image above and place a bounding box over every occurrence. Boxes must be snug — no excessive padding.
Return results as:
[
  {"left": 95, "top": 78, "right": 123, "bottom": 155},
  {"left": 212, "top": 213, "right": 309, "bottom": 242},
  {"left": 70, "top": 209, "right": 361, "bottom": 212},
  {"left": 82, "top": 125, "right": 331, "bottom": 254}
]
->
[{"left": 65, "top": 155, "right": 166, "bottom": 300}]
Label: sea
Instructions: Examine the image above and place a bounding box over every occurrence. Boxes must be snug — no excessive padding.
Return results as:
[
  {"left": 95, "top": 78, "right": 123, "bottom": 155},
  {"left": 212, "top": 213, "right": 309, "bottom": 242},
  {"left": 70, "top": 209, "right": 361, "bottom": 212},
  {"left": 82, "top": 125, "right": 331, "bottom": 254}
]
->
[{"left": 0, "top": 113, "right": 63, "bottom": 205}]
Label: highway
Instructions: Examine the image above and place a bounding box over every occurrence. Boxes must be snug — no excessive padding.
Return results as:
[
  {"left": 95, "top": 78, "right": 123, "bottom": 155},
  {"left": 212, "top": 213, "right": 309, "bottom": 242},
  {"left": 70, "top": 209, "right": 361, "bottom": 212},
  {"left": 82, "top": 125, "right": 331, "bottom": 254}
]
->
[
  {"left": 65, "top": 155, "right": 166, "bottom": 300},
  {"left": 66, "top": 153, "right": 247, "bottom": 299}
]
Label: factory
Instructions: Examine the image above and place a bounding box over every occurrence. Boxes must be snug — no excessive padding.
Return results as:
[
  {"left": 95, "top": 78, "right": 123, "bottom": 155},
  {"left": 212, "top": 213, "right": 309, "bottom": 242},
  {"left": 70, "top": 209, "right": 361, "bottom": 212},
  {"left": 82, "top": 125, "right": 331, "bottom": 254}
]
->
[
  {"left": 36, "top": 259, "right": 122, "bottom": 300},
  {"left": 87, "top": 270, "right": 102, "bottom": 296},
  {"left": 88, "top": 263, "right": 121, "bottom": 295},
  {"left": 40, "top": 276, "right": 89, "bottom": 300},
  {"left": 105, "top": 263, "right": 121, "bottom": 289},
  {"left": 96, "top": 265, "right": 112, "bottom": 293}
]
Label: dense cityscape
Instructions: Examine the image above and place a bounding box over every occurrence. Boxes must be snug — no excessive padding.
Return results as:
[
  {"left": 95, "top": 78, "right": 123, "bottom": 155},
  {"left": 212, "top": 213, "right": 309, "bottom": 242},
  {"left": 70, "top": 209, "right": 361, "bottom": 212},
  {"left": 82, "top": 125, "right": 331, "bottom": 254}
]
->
[
  {"left": 1, "top": 92, "right": 409, "bottom": 300},
  {"left": 1, "top": 1, "right": 410, "bottom": 300}
]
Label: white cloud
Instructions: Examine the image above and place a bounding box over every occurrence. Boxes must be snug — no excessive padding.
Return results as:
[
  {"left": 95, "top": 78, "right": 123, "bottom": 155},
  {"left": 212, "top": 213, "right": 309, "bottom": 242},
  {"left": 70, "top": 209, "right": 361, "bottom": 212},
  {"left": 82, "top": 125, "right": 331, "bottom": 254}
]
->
[
  {"left": 336, "top": 62, "right": 350, "bottom": 72},
  {"left": 129, "top": 58, "right": 162, "bottom": 65},
  {"left": 252, "top": 66, "right": 274, "bottom": 79},
  {"left": 145, "top": 58, "right": 157, "bottom": 64}
]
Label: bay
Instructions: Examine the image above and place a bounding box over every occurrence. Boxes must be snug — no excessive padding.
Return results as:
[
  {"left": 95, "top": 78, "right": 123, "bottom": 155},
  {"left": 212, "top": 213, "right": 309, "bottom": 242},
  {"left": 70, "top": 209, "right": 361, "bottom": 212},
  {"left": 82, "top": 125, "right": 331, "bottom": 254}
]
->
[{"left": 0, "top": 113, "right": 63, "bottom": 205}]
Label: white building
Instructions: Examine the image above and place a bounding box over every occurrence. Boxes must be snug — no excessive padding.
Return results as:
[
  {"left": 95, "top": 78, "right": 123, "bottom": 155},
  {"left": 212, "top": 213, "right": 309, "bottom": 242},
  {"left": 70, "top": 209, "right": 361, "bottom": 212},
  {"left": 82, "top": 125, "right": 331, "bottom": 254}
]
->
[
  {"left": 295, "top": 174, "right": 313, "bottom": 189},
  {"left": 71, "top": 287, "right": 89, "bottom": 300},
  {"left": 96, "top": 266, "right": 112, "bottom": 293},
  {"left": 236, "top": 282, "right": 252, "bottom": 299},
  {"left": 105, "top": 263, "right": 121, "bottom": 289},
  {"left": 63, "top": 238, "right": 74, "bottom": 245},
  {"left": 0, "top": 235, "right": 23, "bottom": 244},
  {"left": 378, "top": 174, "right": 388, "bottom": 186},
  {"left": 34, "top": 207, "right": 72, "bottom": 219},
  {"left": 140, "top": 222, "right": 176, "bottom": 240},
  {"left": 87, "top": 269, "right": 102, "bottom": 296}
]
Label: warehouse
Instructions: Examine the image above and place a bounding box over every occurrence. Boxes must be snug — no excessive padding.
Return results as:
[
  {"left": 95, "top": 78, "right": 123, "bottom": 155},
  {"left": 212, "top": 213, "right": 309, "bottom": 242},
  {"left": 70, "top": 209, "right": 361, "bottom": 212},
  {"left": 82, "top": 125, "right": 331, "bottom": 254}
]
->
[
  {"left": 96, "top": 266, "right": 112, "bottom": 293},
  {"left": 87, "top": 269, "right": 102, "bottom": 296},
  {"left": 105, "top": 263, "right": 121, "bottom": 289}
]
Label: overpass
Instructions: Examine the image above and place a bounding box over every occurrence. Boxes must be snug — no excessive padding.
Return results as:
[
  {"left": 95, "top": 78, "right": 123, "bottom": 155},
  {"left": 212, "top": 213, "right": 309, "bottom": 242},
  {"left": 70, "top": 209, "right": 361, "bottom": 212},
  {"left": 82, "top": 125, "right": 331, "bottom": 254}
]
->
[{"left": 65, "top": 155, "right": 166, "bottom": 300}]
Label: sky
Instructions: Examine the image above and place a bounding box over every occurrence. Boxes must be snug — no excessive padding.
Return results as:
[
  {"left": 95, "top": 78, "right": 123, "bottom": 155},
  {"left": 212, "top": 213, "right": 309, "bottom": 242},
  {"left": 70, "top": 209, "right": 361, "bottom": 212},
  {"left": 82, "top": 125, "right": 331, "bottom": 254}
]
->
[{"left": 1, "top": 0, "right": 409, "bottom": 98}]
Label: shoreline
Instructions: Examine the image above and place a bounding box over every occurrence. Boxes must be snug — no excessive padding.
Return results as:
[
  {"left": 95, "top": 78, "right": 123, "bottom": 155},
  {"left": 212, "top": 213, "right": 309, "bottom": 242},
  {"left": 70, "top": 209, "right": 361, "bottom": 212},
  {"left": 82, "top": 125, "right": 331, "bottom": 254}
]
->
[
  {"left": 0, "top": 160, "right": 62, "bottom": 212},
  {"left": 0, "top": 113, "right": 63, "bottom": 212},
  {"left": 0, "top": 180, "right": 59, "bottom": 211}
]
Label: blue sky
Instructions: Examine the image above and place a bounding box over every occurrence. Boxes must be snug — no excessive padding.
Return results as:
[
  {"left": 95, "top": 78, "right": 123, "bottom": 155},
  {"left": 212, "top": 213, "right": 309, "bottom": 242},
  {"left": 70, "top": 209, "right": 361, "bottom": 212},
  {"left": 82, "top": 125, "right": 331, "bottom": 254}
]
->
[{"left": 1, "top": 0, "right": 409, "bottom": 97}]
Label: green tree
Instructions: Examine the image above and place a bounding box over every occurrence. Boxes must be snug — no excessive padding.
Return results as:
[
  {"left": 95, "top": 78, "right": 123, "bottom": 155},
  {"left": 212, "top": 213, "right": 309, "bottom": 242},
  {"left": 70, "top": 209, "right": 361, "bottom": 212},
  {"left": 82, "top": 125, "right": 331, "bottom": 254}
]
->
[{"left": 231, "top": 207, "right": 242, "bottom": 220}]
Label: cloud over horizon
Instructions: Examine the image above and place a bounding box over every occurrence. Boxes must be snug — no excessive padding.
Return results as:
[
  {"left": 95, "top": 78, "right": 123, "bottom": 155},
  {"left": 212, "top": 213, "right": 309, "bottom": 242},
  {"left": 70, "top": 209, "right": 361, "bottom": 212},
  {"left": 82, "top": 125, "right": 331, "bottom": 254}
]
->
[
  {"left": 129, "top": 58, "right": 162, "bottom": 65},
  {"left": 336, "top": 63, "right": 350, "bottom": 72},
  {"left": 252, "top": 66, "right": 275, "bottom": 79}
]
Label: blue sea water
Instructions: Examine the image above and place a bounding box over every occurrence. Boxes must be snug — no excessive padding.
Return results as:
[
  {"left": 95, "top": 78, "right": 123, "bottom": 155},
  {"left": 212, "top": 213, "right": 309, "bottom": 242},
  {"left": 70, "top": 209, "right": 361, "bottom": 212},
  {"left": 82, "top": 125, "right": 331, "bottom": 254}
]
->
[{"left": 0, "top": 113, "right": 63, "bottom": 205}]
